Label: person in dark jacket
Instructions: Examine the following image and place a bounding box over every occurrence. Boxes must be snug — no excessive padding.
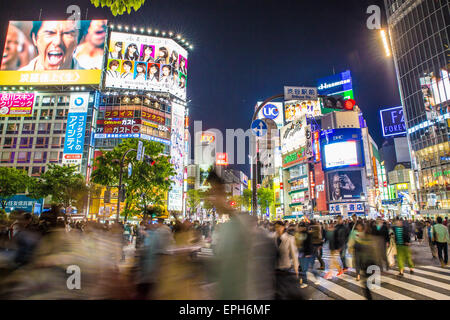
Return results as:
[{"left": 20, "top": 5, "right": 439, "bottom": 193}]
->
[
  {"left": 392, "top": 218, "right": 414, "bottom": 276},
  {"left": 334, "top": 216, "right": 349, "bottom": 272},
  {"left": 310, "top": 221, "right": 325, "bottom": 270},
  {"left": 298, "top": 223, "right": 319, "bottom": 288},
  {"left": 373, "top": 218, "right": 390, "bottom": 270}
]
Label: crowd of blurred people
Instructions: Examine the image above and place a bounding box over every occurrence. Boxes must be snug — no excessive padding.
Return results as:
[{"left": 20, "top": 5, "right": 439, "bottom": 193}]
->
[{"left": 0, "top": 204, "right": 448, "bottom": 300}]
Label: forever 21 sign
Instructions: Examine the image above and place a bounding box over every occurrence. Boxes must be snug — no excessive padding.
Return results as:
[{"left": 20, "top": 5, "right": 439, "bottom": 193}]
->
[{"left": 380, "top": 106, "right": 407, "bottom": 138}]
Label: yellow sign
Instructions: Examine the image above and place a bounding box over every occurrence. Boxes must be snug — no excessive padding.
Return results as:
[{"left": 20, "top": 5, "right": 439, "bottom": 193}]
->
[{"left": 0, "top": 70, "right": 101, "bottom": 86}]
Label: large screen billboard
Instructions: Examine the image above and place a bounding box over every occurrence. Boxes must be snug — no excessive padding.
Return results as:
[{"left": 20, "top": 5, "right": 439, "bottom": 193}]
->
[
  {"left": 0, "top": 20, "right": 107, "bottom": 85},
  {"left": 328, "top": 170, "right": 363, "bottom": 201},
  {"left": 104, "top": 31, "right": 188, "bottom": 100},
  {"left": 380, "top": 106, "right": 406, "bottom": 137},
  {"left": 320, "top": 128, "right": 364, "bottom": 171},
  {"left": 317, "top": 70, "right": 353, "bottom": 96}
]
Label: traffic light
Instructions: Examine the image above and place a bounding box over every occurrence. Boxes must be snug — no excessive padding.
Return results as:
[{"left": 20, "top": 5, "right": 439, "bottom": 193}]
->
[
  {"left": 322, "top": 95, "right": 356, "bottom": 111},
  {"left": 144, "top": 155, "right": 155, "bottom": 166},
  {"left": 104, "top": 189, "right": 111, "bottom": 203}
]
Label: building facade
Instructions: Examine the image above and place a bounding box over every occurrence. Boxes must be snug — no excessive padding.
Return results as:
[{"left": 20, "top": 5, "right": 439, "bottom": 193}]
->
[{"left": 385, "top": 0, "right": 450, "bottom": 212}]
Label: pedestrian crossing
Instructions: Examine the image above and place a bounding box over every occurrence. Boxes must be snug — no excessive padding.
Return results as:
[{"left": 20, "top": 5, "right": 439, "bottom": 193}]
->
[{"left": 310, "top": 249, "right": 450, "bottom": 300}]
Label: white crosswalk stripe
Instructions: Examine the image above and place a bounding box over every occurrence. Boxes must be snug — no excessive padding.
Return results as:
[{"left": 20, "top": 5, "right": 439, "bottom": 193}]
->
[
  {"left": 338, "top": 274, "right": 414, "bottom": 300},
  {"left": 421, "top": 265, "right": 450, "bottom": 274},
  {"left": 314, "top": 245, "right": 450, "bottom": 300}
]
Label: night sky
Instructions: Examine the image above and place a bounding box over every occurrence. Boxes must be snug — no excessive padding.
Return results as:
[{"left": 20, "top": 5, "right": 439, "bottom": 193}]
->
[{"left": 0, "top": 0, "right": 402, "bottom": 176}]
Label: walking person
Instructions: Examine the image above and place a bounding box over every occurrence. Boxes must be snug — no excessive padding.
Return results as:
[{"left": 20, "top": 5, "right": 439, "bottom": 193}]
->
[
  {"left": 392, "top": 218, "right": 414, "bottom": 276},
  {"left": 324, "top": 222, "right": 343, "bottom": 279},
  {"left": 311, "top": 221, "right": 325, "bottom": 270},
  {"left": 297, "top": 223, "right": 320, "bottom": 288},
  {"left": 431, "top": 217, "right": 449, "bottom": 267},
  {"left": 334, "top": 216, "right": 349, "bottom": 273},
  {"left": 424, "top": 220, "right": 438, "bottom": 259}
]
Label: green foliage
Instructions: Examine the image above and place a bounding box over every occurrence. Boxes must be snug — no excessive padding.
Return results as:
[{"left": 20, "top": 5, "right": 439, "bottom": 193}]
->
[
  {"left": 32, "top": 164, "right": 88, "bottom": 214},
  {"left": 257, "top": 187, "right": 274, "bottom": 215},
  {"left": 186, "top": 189, "right": 202, "bottom": 214},
  {"left": 91, "top": 139, "right": 175, "bottom": 219},
  {"left": 0, "top": 167, "right": 33, "bottom": 209},
  {"left": 90, "top": 0, "right": 146, "bottom": 16}
]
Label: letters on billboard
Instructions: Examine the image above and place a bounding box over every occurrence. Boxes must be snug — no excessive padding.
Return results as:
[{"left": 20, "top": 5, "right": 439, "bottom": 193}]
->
[
  {"left": 0, "top": 20, "right": 107, "bottom": 85},
  {"left": 105, "top": 32, "right": 188, "bottom": 100}
]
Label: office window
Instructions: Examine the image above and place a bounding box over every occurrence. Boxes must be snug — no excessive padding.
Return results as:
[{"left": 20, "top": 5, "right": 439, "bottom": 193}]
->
[
  {"left": 40, "top": 109, "right": 53, "bottom": 120},
  {"left": 22, "top": 123, "right": 35, "bottom": 134},
  {"left": 38, "top": 123, "right": 51, "bottom": 134},
  {"left": 17, "top": 151, "right": 31, "bottom": 163},
  {"left": 0, "top": 151, "right": 14, "bottom": 163},
  {"left": 19, "top": 137, "right": 33, "bottom": 148},
  {"left": 49, "top": 151, "right": 60, "bottom": 163},
  {"left": 41, "top": 96, "right": 55, "bottom": 106},
  {"left": 31, "top": 166, "right": 45, "bottom": 176},
  {"left": 3, "top": 137, "right": 16, "bottom": 148},
  {"left": 6, "top": 123, "right": 19, "bottom": 134},
  {"left": 57, "top": 96, "right": 70, "bottom": 106}
]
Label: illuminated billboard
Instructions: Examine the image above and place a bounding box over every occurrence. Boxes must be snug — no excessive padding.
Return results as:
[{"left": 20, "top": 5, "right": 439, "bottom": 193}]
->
[
  {"left": 62, "top": 92, "right": 90, "bottom": 165},
  {"left": 328, "top": 170, "right": 363, "bottom": 201},
  {"left": 317, "top": 70, "right": 353, "bottom": 96},
  {"left": 320, "top": 128, "right": 364, "bottom": 171},
  {"left": 168, "top": 101, "right": 185, "bottom": 212},
  {"left": 0, "top": 92, "right": 35, "bottom": 116},
  {"left": 280, "top": 116, "right": 312, "bottom": 156},
  {"left": 284, "top": 100, "right": 321, "bottom": 123},
  {"left": 420, "top": 65, "right": 450, "bottom": 119},
  {"left": 0, "top": 20, "right": 107, "bottom": 85},
  {"left": 256, "top": 102, "right": 284, "bottom": 129},
  {"left": 104, "top": 31, "right": 188, "bottom": 100},
  {"left": 216, "top": 153, "right": 229, "bottom": 166},
  {"left": 379, "top": 106, "right": 406, "bottom": 137}
]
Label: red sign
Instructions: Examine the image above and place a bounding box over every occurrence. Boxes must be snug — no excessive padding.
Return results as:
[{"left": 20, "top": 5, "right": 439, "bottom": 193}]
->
[
  {"left": 96, "top": 124, "right": 140, "bottom": 134},
  {"left": 142, "top": 110, "right": 165, "bottom": 124},
  {"left": 216, "top": 152, "right": 229, "bottom": 166},
  {"left": 313, "top": 131, "right": 321, "bottom": 162},
  {"left": 63, "top": 154, "right": 82, "bottom": 160},
  {"left": 314, "top": 162, "right": 328, "bottom": 212},
  {"left": 201, "top": 133, "right": 215, "bottom": 144},
  {"left": 104, "top": 110, "right": 134, "bottom": 118},
  {"left": 310, "top": 170, "right": 315, "bottom": 200},
  {"left": 0, "top": 92, "right": 35, "bottom": 117}
]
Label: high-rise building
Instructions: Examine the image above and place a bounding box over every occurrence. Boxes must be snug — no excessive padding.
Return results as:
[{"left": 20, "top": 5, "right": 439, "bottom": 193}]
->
[{"left": 384, "top": 0, "right": 450, "bottom": 213}]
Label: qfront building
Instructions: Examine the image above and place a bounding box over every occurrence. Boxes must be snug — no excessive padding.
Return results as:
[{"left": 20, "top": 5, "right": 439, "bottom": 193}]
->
[
  {"left": 385, "top": 0, "right": 450, "bottom": 213},
  {"left": 0, "top": 19, "right": 191, "bottom": 217}
]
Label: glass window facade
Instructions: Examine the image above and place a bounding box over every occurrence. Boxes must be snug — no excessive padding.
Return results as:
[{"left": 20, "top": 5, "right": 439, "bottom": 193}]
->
[{"left": 385, "top": 0, "right": 450, "bottom": 210}]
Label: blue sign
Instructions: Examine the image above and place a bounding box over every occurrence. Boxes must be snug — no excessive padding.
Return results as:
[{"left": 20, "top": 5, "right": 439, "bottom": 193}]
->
[
  {"left": 320, "top": 128, "right": 362, "bottom": 144},
  {"left": 1, "top": 195, "right": 44, "bottom": 214},
  {"left": 64, "top": 113, "right": 87, "bottom": 155},
  {"left": 380, "top": 106, "right": 407, "bottom": 137},
  {"left": 317, "top": 70, "right": 353, "bottom": 96},
  {"left": 262, "top": 104, "right": 279, "bottom": 120},
  {"left": 251, "top": 119, "right": 267, "bottom": 137}
]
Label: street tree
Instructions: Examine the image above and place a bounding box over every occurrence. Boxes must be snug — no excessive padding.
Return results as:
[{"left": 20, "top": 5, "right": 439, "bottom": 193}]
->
[
  {"left": 0, "top": 167, "right": 32, "bottom": 210},
  {"left": 91, "top": 138, "right": 175, "bottom": 222},
  {"left": 32, "top": 164, "right": 88, "bottom": 219},
  {"left": 186, "top": 189, "right": 202, "bottom": 218},
  {"left": 90, "top": 0, "right": 146, "bottom": 16},
  {"left": 257, "top": 187, "right": 274, "bottom": 218}
]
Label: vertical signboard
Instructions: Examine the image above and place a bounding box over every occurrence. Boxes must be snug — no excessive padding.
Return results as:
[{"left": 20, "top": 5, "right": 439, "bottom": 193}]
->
[
  {"left": 168, "top": 102, "right": 185, "bottom": 212},
  {"left": 314, "top": 162, "right": 327, "bottom": 212},
  {"left": 62, "top": 92, "right": 89, "bottom": 165}
]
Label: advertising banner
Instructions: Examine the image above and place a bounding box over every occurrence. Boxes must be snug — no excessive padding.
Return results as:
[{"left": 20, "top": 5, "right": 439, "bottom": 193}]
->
[
  {"left": 320, "top": 128, "right": 364, "bottom": 171},
  {"left": 379, "top": 106, "right": 406, "bottom": 137},
  {"left": 1, "top": 195, "right": 44, "bottom": 214},
  {"left": 280, "top": 117, "right": 312, "bottom": 156},
  {"left": 329, "top": 203, "right": 364, "bottom": 214},
  {"left": 328, "top": 170, "right": 363, "bottom": 202},
  {"left": 0, "top": 20, "right": 107, "bottom": 85},
  {"left": 168, "top": 102, "right": 185, "bottom": 211},
  {"left": 317, "top": 70, "right": 353, "bottom": 96},
  {"left": 314, "top": 162, "right": 327, "bottom": 212},
  {"left": 284, "top": 87, "right": 317, "bottom": 101},
  {"left": 256, "top": 102, "right": 284, "bottom": 129},
  {"left": 284, "top": 100, "right": 321, "bottom": 123},
  {"left": 0, "top": 92, "right": 35, "bottom": 116},
  {"left": 105, "top": 32, "right": 188, "bottom": 100},
  {"left": 62, "top": 92, "right": 89, "bottom": 165}
]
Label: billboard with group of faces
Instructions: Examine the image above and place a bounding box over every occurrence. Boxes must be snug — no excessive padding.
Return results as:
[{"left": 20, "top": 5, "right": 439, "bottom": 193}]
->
[
  {"left": 104, "top": 32, "right": 188, "bottom": 100},
  {"left": 0, "top": 20, "right": 107, "bottom": 85}
]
